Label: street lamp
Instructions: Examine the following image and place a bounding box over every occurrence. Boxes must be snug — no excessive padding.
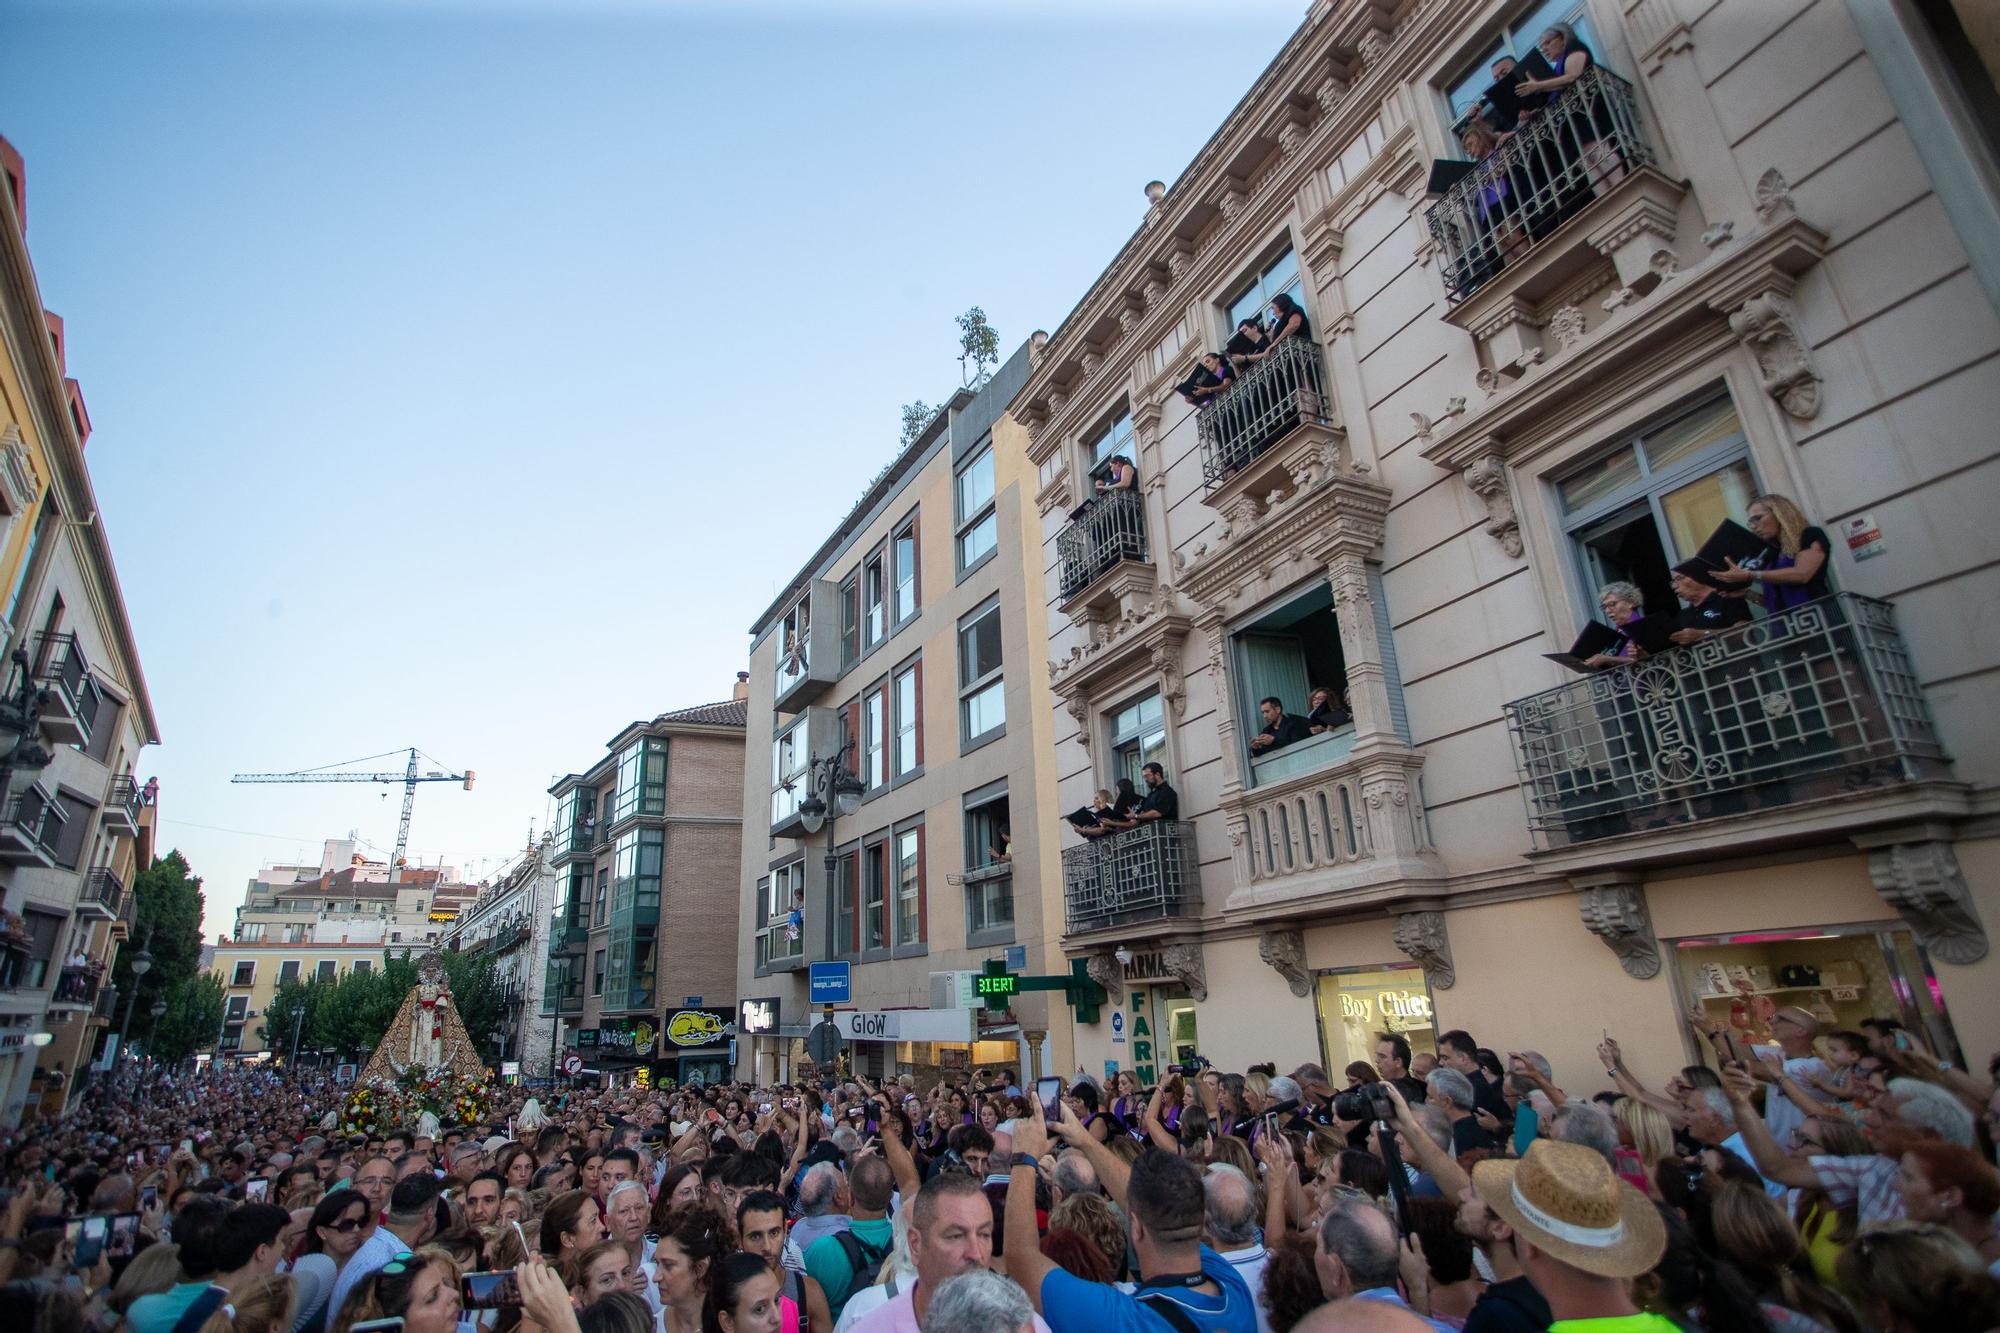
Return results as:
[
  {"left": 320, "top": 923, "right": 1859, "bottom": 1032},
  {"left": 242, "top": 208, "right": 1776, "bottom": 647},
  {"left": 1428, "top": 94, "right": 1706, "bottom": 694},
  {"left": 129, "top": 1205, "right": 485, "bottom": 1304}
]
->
[
  {"left": 116, "top": 926, "right": 153, "bottom": 1060},
  {"left": 148, "top": 998, "right": 167, "bottom": 1053},
  {"left": 790, "top": 745, "right": 862, "bottom": 1082}
]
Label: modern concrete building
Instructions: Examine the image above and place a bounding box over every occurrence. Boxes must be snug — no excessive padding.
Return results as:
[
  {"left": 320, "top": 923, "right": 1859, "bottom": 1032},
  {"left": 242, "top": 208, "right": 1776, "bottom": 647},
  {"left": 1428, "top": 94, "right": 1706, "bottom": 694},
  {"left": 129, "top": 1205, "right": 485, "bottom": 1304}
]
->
[
  {"left": 0, "top": 134, "right": 160, "bottom": 1126},
  {"left": 546, "top": 689, "right": 746, "bottom": 1087},
  {"left": 443, "top": 835, "right": 558, "bottom": 1075},
  {"left": 733, "top": 345, "right": 1073, "bottom": 1086},
  {"left": 1012, "top": 0, "right": 2000, "bottom": 1090}
]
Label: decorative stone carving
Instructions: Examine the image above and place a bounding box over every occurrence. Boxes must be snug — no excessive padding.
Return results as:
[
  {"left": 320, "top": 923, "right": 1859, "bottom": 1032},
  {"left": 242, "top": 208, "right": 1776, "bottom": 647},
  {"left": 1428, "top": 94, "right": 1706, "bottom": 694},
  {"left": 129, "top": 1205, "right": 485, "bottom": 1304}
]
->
[
  {"left": 1549, "top": 304, "right": 1587, "bottom": 352},
  {"left": 1729, "top": 292, "right": 1821, "bottom": 420},
  {"left": 1701, "top": 220, "right": 1735, "bottom": 249},
  {"left": 1162, "top": 942, "right": 1207, "bottom": 1002},
  {"left": 1258, "top": 930, "right": 1312, "bottom": 997},
  {"left": 1081, "top": 347, "right": 1103, "bottom": 379},
  {"left": 1391, "top": 912, "right": 1455, "bottom": 990},
  {"left": 1085, "top": 952, "right": 1126, "bottom": 1004},
  {"left": 1602, "top": 286, "right": 1637, "bottom": 313},
  {"left": 1065, "top": 694, "right": 1091, "bottom": 748},
  {"left": 1316, "top": 75, "right": 1349, "bottom": 116},
  {"left": 1649, "top": 249, "right": 1680, "bottom": 282},
  {"left": 1219, "top": 185, "right": 1248, "bottom": 221},
  {"left": 1476, "top": 365, "right": 1502, "bottom": 396},
  {"left": 1464, "top": 453, "right": 1524, "bottom": 559},
  {"left": 1578, "top": 883, "right": 1662, "bottom": 979},
  {"left": 1410, "top": 412, "right": 1435, "bottom": 446},
  {"left": 1754, "top": 168, "right": 1795, "bottom": 225},
  {"left": 1357, "top": 26, "right": 1390, "bottom": 67},
  {"left": 1278, "top": 119, "right": 1309, "bottom": 158},
  {"left": 1867, "top": 840, "right": 1988, "bottom": 965},
  {"left": 1151, "top": 641, "right": 1187, "bottom": 719}
]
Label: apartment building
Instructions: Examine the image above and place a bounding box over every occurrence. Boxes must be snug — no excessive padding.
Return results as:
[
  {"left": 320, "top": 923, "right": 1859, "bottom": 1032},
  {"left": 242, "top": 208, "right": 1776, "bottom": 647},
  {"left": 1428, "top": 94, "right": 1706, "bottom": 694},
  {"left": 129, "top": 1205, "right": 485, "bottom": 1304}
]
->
[
  {"left": 734, "top": 345, "right": 1073, "bottom": 1085},
  {"left": 1013, "top": 0, "right": 2000, "bottom": 1089},
  {"left": 207, "top": 942, "right": 389, "bottom": 1059},
  {"left": 546, "top": 690, "right": 746, "bottom": 1087},
  {"left": 0, "top": 135, "right": 160, "bottom": 1126},
  {"left": 443, "top": 837, "right": 558, "bottom": 1074},
  {"left": 232, "top": 839, "right": 467, "bottom": 949}
]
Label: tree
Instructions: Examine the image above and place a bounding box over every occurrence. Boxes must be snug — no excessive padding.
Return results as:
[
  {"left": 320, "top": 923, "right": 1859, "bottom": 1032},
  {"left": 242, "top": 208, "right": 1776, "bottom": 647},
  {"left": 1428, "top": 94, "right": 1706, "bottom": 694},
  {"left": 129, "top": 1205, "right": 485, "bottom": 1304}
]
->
[
  {"left": 150, "top": 972, "right": 224, "bottom": 1064},
  {"left": 115, "top": 850, "right": 206, "bottom": 1017},
  {"left": 899, "top": 401, "right": 937, "bottom": 448},
  {"left": 438, "top": 949, "right": 503, "bottom": 1060},
  {"left": 260, "top": 977, "right": 326, "bottom": 1061},
  {"left": 956, "top": 307, "right": 1000, "bottom": 388}
]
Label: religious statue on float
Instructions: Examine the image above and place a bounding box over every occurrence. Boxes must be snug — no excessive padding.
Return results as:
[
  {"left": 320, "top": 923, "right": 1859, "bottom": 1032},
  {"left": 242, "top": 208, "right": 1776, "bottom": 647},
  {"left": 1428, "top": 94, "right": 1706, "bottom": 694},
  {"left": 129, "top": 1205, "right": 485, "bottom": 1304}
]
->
[{"left": 350, "top": 950, "right": 491, "bottom": 1139}]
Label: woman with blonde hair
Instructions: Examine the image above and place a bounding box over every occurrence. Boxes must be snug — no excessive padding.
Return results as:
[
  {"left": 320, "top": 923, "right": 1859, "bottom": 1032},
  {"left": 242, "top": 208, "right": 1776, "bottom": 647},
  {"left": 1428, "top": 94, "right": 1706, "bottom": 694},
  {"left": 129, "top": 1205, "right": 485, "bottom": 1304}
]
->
[
  {"left": 1612, "top": 1096, "right": 1674, "bottom": 1187},
  {"left": 1716, "top": 492, "right": 1833, "bottom": 615},
  {"left": 1708, "top": 1181, "right": 1860, "bottom": 1333},
  {"left": 1835, "top": 1221, "right": 2000, "bottom": 1333},
  {"left": 105, "top": 1241, "right": 182, "bottom": 1325}
]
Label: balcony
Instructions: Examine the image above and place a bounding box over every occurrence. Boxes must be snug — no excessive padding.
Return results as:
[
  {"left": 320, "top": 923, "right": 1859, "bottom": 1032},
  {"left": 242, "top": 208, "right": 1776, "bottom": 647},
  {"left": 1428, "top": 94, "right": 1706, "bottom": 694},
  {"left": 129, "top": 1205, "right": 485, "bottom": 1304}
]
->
[
  {"left": 1504, "top": 595, "right": 1947, "bottom": 850},
  {"left": 0, "top": 788, "right": 66, "bottom": 866},
  {"left": 548, "top": 923, "right": 588, "bottom": 956},
  {"left": 554, "top": 818, "right": 596, "bottom": 865},
  {"left": 773, "top": 579, "right": 841, "bottom": 713},
  {"left": 103, "top": 776, "right": 143, "bottom": 838},
  {"left": 93, "top": 982, "right": 120, "bottom": 1021},
  {"left": 1198, "top": 337, "right": 1337, "bottom": 496},
  {"left": 1062, "top": 820, "right": 1201, "bottom": 937},
  {"left": 755, "top": 915, "right": 805, "bottom": 972},
  {"left": 1057, "top": 489, "right": 1151, "bottom": 615},
  {"left": 1430, "top": 68, "right": 1681, "bottom": 320},
  {"left": 34, "top": 632, "right": 92, "bottom": 745},
  {"left": 51, "top": 963, "right": 101, "bottom": 1007},
  {"left": 78, "top": 867, "right": 126, "bottom": 921}
]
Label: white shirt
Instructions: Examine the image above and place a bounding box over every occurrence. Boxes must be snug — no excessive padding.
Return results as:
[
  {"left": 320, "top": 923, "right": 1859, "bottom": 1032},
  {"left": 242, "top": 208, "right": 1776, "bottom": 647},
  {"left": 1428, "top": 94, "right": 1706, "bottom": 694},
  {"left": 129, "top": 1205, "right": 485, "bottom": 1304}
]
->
[
  {"left": 1218, "top": 1244, "right": 1271, "bottom": 1333},
  {"left": 1765, "top": 1055, "right": 1828, "bottom": 1147}
]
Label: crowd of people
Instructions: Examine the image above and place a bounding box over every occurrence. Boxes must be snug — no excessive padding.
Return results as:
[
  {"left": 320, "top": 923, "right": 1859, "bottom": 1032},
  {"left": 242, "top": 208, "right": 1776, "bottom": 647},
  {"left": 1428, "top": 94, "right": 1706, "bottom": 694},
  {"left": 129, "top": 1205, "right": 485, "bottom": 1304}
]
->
[{"left": 4, "top": 1009, "right": 1999, "bottom": 1333}]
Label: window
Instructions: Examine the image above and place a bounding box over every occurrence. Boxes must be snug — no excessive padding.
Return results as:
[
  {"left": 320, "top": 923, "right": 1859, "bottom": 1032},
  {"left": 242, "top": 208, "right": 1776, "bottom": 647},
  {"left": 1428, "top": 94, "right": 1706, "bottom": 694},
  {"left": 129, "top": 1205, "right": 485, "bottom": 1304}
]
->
[
  {"left": 278, "top": 960, "right": 301, "bottom": 985},
  {"left": 611, "top": 737, "right": 667, "bottom": 823},
  {"left": 895, "top": 823, "right": 924, "bottom": 948},
  {"left": 2, "top": 508, "right": 50, "bottom": 630},
  {"left": 832, "top": 848, "right": 859, "bottom": 956},
  {"left": 231, "top": 961, "right": 256, "bottom": 988},
  {"left": 964, "top": 789, "right": 1014, "bottom": 938},
  {"left": 777, "top": 597, "right": 811, "bottom": 695},
  {"left": 1110, "top": 691, "right": 1169, "bottom": 788},
  {"left": 316, "top": 959, "right": 337, "bottom": 982},
  {"left": 758, "top": 861, "right": 805, "bottom": 967},
  {"left": 893, "top": 513, "right": 920, "bottom": 625},
  {"left": 593, "top": 949, "right": 606, "bottom": 995},
  {"left": 839, "top": 576, "right": 860, "bottom": 667},
  {"left": 956, "top": 445, "right": 998, "bottom": 573},
  {"left": 863, "top": 685, "right": 888, "bottom": 790},
  {"left": 1557, "top": 396, "right": 1757, "bottom": 621},
  {"left": 864, "top": 840, "right": 888, "bottom": 951},
  {"left": 1226, "top": 247, "right": 1306, "bottom": 333},
  {"left": 1445, "top": 0, "right": 1603, "bottom": 123},
  {"left": 352, "top": 959, "right": 372, "bottom": 976},
  {"left": 772, "top": 719, "right": 808, "bottom": 824},
  {"left": 958, "top": 601, "right": 1005, "bottom": 745},
  {"left": 51, "top": 793, "right": 93, "bottom": 869},
  {"left": 594, "top": 867, "right": 609, "bottom": 926},
  {"left": 1232, "top": 582, "right": 1355, "bottom": 781},
  {"left": 224, "top": 996, "right": 248, "bottom": 1022},
  {"left": 894, "top": 661, "right": 922, "bottom": 777},
  {"left": 1086, "top": 410, "right": 1135, "bottom": 469},
  {"left": 863, "top": 554, "right": 887, "bottom": 648}
]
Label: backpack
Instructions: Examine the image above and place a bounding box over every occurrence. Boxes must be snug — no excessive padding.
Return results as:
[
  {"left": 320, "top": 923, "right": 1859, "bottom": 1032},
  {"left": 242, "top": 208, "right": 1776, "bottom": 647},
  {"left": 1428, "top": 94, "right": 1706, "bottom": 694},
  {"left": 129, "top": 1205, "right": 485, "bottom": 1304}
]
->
[{"left": 832, "top": 1230, "right": 889, "bottom": 1294}]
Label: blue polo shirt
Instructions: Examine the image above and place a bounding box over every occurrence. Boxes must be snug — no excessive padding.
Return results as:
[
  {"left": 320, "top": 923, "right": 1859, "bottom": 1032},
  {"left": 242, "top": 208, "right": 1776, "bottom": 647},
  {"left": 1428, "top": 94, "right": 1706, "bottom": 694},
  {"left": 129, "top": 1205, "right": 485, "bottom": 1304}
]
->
[{"left": 1039, "top": 1246, "right": 1255, "bottom": 1333}]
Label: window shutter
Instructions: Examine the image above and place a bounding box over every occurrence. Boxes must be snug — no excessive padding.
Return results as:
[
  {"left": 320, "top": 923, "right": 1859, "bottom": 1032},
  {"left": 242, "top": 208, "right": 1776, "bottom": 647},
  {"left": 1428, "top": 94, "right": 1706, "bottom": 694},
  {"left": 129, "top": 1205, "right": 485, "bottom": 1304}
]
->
[
  {"left": 912, "top": 659, "right": 925, "bottom": 766},
  {"left": 908, "top": 511, "right": 921, "bottom": 612},
  {"left": 848, "top": 851, "right": 862, "bottom": 953},
  {"left": 845, "top": 698, "right": 861, "bottom": 760}
]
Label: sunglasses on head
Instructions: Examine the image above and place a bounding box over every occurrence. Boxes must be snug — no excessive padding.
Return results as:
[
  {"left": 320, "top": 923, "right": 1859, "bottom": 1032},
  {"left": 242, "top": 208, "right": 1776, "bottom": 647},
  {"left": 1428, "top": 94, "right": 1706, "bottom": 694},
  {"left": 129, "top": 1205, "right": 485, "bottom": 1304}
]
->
[{"left": 378, "top": 1252, "right": 419, "bottom": 1277}]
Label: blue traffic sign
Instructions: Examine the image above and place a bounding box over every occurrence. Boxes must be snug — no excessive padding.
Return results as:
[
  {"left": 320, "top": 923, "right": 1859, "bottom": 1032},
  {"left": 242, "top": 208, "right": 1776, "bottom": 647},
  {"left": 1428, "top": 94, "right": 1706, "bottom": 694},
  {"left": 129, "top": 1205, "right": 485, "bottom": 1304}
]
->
[
  {"left": 809, "top": 961, "right": 851, "bottom": 1004},
  {"left": 1005, "top": 945, "right": 1027, "bottom": 970}
]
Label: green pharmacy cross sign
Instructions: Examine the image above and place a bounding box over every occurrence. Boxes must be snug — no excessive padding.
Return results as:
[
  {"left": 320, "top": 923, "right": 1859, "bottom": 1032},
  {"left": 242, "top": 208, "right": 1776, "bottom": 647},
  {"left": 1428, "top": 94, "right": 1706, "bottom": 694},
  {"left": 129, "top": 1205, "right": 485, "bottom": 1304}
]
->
[{"left": 976, "top": 957, "right": 1105, "bottom": 1023}]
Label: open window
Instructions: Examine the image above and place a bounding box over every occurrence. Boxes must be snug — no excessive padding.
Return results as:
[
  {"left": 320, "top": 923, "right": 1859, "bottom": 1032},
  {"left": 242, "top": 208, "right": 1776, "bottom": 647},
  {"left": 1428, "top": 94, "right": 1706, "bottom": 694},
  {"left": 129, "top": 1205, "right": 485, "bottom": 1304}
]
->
[
  {"left": 1233, "top": 585, "right": 1354, "bottom": 785},
  {"left": 963, "top": 785, "right": 1014, "bottom": 943},
  {"left": 1109, "top": 691, "right": 1169, "bottom": 789}
]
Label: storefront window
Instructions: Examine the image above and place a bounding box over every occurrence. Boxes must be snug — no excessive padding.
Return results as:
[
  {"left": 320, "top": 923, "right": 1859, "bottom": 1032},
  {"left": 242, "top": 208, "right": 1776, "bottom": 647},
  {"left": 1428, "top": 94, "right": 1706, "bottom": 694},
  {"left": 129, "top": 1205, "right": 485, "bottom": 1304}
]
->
[
  {"left": 1314, "top": 965, "right": 1437, "bottom": 1080},
  {"left": 1671, "top": 922, "right": 1964, "bottom": 1064}
]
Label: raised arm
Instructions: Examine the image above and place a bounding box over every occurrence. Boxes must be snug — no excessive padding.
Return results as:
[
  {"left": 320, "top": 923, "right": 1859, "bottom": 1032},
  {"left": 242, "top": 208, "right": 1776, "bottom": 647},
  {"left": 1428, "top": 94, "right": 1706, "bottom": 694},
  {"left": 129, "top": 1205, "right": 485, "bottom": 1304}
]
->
[
  {"left": 1005, "top": 1111, "right": 1059, "bottom": 1313},
  {"left": 869, "top": 1087, "right": 923, "bottom": 1203},
  {"left": 1142, "top": 1083, "right": 1178, "bottom": 1153},
  {"left": 1381, "top": 1081, "right": 1469, "bottom": 1201},
  {"left": 1719, "top": 1065, "right": 1820, "bottom": 1189},
  {"left": 1051, "top": 1098, "right": 1131, "bottom": 1208},
  {"left": 1599, "top": 1037, "right": 1685, "bottom": 1122}
]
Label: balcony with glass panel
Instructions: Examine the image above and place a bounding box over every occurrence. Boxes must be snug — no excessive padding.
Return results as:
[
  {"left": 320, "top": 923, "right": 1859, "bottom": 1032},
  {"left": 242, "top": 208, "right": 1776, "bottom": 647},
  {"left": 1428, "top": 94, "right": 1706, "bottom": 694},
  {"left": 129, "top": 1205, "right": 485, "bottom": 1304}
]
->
[
  {"left": 33, "top": 632, "right": 93, "bottom": 745},
  {"left": 1062, "top": 820, "right": 1200, "bottom": 938},
  {"left": 103, "top": 775, "right": 143, "bottom": 838},
  {"left": 774, "top": 579, "right": 842, "bottom": 713},
  {"left": 1504, "top": 594, "right": 1949, "bottom": 850},
  {"left": 0, "top": 787, "right": 65, "bottom": 867},
  {"left": 78, "top": 867, "right": 126, "bottom": 922}
]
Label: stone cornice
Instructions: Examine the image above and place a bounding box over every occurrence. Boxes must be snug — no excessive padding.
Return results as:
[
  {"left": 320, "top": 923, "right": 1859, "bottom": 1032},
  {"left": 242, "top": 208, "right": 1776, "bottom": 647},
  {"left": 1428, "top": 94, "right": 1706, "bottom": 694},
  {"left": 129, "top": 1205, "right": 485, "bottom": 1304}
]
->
[
  {"left": 1421, "top": 216, "right": 1829, "bottom": 473},
  {"left": 1179, "top": 470, "right": 1393, "bottom": 613},
  {"left": 1048, "top": 609, "right": 1192, "bottom": 704}
]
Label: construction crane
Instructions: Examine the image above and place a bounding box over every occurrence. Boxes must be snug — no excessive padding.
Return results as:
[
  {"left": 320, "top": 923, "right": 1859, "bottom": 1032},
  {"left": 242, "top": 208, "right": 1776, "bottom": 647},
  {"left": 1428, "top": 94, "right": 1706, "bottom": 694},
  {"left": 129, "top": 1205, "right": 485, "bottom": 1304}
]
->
[{"left": 231, "top": 747, "right": 476, "bottom": 882}]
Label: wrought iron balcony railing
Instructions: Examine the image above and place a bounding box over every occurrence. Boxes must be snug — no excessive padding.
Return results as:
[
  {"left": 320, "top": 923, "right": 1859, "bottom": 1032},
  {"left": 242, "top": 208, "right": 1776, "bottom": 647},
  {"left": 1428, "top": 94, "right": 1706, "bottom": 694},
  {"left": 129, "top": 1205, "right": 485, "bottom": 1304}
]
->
[
  {"left": 1196, "top": 336, "right": 1329, "bottom": 487},
  {"left": 53, "top": 964, "right": 101, "bottom": 1005},
  {"left": 1062, "top": 820, "right": 1201, "bottom": 935},
  {"left": 1503, "top": 594, "right": 1946, "bottom": 849},
  {"left": 1057, "top": 488, "right": 1148, "bottom": 600},
  {"left": 1, "top": 789, "right": 66, "bottom": 864},
  {"left": 1427, "top": 66, "right": 1657, "bottom": 303},
  {"left": 80, "top": 867, "right": 127, "bottom": 920}
]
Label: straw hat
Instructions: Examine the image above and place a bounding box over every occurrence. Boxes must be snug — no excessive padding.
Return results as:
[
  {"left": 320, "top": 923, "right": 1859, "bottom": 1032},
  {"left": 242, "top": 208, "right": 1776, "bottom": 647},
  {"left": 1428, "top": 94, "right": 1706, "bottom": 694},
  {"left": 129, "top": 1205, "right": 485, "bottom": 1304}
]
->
[{"left": 1472, "top": 1140, "right": 1665, "bottom": 1278}]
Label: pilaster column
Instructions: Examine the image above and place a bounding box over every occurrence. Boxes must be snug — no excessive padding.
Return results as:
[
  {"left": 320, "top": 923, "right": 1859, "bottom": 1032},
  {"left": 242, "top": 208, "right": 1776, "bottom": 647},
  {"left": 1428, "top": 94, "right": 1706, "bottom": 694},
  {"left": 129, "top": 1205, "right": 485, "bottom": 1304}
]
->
[
  {"left": 1324, "top": 547, "right": 1399, "bottom": 753},
  {"left": 1198, "top": 610, "right": 1245, "bottom": 798},
  {"left": 1132, "top": 400, "right": 1174, "bottom": 583}
]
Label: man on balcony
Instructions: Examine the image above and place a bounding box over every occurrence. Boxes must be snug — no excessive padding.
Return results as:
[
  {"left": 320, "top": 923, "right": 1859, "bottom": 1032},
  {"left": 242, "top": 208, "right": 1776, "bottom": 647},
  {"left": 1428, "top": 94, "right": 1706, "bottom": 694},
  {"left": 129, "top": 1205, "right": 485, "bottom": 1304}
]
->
[
  {"left": 1248, "top": 698, "right": 1311, "bottom": 756},
  {"left": 1133, "top": 763, "right": 1179, "bottom": 824}
]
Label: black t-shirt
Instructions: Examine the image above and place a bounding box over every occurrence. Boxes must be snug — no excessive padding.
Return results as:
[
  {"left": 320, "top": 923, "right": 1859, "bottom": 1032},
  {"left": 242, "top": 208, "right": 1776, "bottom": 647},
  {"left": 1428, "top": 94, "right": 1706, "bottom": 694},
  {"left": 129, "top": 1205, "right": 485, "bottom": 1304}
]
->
[
  {"left": 1390, "top": 1075, "right": 1428, "bottom": 1105},
  {"left": 1677, "top": 595, "right": 1753, "bottom": 634},
  {"left": 1794, "top": 526, "right": 1834, "bottom": 600},
  {"left": 1452, "top": 1114, "right": 1499, "bottom": 1156},
  {"left": 1463, "top": 1275, "right": 1554, "bottom": 1333},
  {"left": 1258, "top": 714, "right": 1313, "bottom": 752},
  {"left": 1470, "top": 1071, "right": 1510, "bottom": 1124},
  {"left": 1137, "top": 782, "right": 1180, "bottom": 822}
]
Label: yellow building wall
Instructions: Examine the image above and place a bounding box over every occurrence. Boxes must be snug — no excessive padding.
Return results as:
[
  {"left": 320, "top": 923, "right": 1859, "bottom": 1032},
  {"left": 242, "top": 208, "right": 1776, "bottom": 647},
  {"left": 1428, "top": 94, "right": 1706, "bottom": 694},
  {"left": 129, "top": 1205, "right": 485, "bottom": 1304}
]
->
[
  {"left": 0, "top": 316, "right": 53, "bottom": 622},
  {"left": 209, "top": 946, "right": 386, "bottom": 1054}
]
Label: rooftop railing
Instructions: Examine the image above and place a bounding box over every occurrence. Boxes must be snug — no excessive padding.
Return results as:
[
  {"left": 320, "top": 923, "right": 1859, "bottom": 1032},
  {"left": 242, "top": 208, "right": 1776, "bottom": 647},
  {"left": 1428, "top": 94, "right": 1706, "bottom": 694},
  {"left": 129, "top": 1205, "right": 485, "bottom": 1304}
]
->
[{"left": 1503, "top": 594, "right": 1946, "bottom": 849}]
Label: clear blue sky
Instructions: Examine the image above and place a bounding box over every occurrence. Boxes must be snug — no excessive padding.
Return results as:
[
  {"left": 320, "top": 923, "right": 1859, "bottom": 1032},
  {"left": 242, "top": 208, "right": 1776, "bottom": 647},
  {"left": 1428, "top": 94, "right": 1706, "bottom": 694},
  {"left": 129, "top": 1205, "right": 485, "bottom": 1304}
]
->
[{"left": 1, "top": 0, "right": 1304, "bottom": 939}]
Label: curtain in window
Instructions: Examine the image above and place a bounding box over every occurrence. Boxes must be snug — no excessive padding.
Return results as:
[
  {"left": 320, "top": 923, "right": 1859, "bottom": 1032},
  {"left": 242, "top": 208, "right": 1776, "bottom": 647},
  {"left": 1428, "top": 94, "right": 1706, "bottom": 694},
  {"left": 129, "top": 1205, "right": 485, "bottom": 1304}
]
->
[{"left": 1236, "top": 633, "right": 1313, "bottom": 719}]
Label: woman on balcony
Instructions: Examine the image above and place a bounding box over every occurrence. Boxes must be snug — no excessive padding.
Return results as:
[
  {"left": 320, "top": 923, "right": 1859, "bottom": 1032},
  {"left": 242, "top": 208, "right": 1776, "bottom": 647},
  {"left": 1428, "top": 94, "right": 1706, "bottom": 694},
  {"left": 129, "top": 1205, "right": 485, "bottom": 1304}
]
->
[
  {"left": 1515, "top": 24, "right": 1625, "bottom": 203},
  {"left": 1306, "top": 686, "right": 1352, "bottom": 734},
  {"left": 1582, "top": 581, "right": 1652, "bottom": 670},
  {"left": 1253, "top": 293, "right": 1312, "bottom": 355},
  {"left": 1713, "top": 493, "right": 1832, "bottom": 617},
  {"left": 1091, "top": 454, "right": 1137, "bottom": 501},
  {"left": 1176, "top": 351, "right": 1236, "bottom": 410}
]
